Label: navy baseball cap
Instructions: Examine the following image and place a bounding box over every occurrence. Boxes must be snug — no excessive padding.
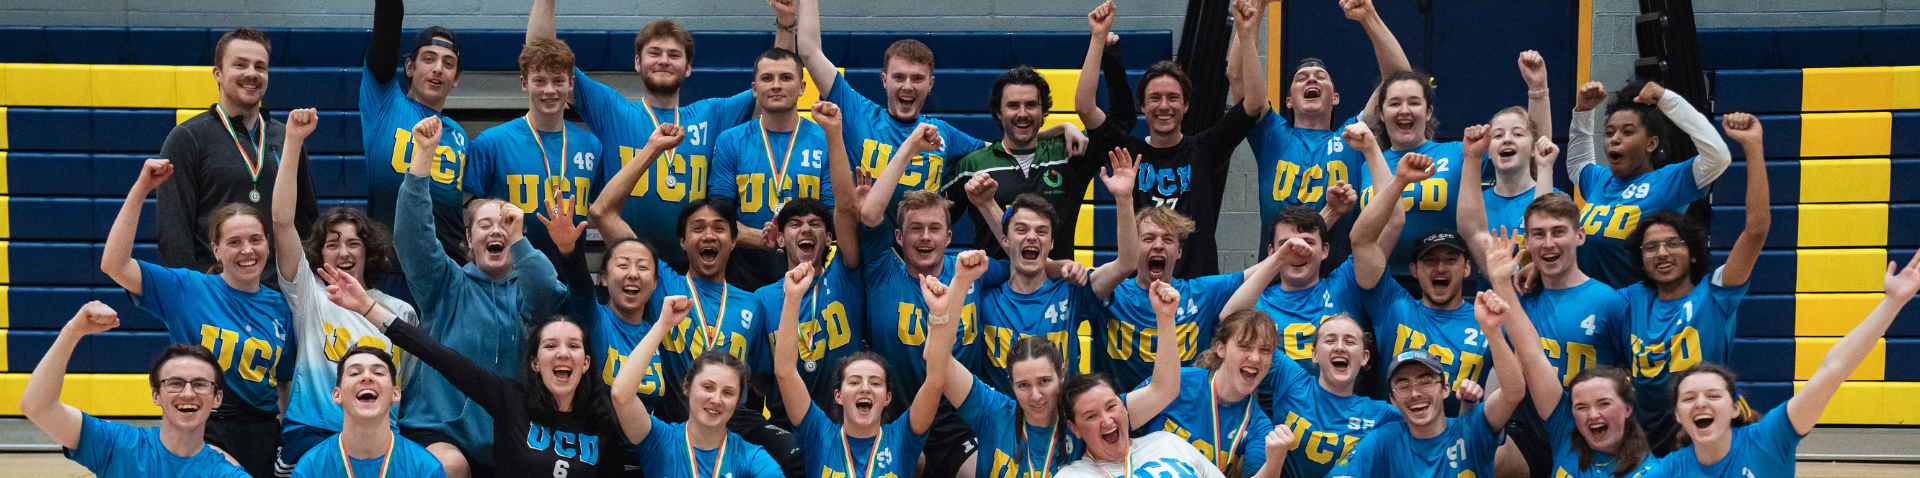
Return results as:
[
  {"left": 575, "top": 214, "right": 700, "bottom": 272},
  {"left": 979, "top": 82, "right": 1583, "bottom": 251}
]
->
[
  {"left": 409, "top": 26, "right": 464, "bottom": 74},
  {"left": 1387, "top": 349, "right": 1446, "bottom": 378},
  {"left": 1411, "top": 229, "right": 1468, "bottom": 261}
]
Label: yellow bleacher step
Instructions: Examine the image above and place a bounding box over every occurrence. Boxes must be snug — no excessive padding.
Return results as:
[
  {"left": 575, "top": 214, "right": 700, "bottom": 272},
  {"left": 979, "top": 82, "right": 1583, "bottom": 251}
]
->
[
  {"left": 2, "top": 63, "right": 219, "bottom": 109},
  {"left": 1, "top": 373, "right": 164, "bottom": 416},
  {"left": 1800, "top": 112, "right": 1891, "bottom": 158},
  {"left": 1796, "top": 293, "right": 1885, "bottom": 336},
  {"left": 1798, "top": 204, "right": 1887, "bottom": 248},
  {"left": 1799, "top": 158, "right": 1889, "bottom": 204},
  {"left": 1794, "top": 337, "right": 1885, "bottom": 381},
  {"left": 1801, "top": 66, "right": 1920, "bottom": 112},
  {"left": 1792, "top": 381, "right": 1920, "bottom": 425},
  {"left": 1796, "top": 249, "right": 1887, "bottom": 293}
]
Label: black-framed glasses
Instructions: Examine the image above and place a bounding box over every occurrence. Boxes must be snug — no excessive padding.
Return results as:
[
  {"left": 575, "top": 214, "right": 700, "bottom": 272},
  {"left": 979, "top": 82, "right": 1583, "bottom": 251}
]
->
[
  {"left": 158, "top": 378, "right": 217, "bottom": 395},
  {"left": 1640, "top": 238, "right": 1686, "bottom": 253}
]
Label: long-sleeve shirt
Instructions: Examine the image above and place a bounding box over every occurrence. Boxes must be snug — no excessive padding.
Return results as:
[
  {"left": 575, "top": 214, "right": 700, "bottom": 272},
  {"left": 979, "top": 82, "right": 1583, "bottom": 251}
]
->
[
  {"left": 157, "top": 104, "right": 317, "bottom": 278},
  {"left": 385, "top": 318, "right": 627, "bottom": 477},
  {"left": 1565, "top": 90, "right": 1731, "bottom": 287},
  {"left": 392, "top": 173, "right": 567, "bottom": 465},
  {"left": 362, "top": 0, "right": 471, "bottom": 261}
]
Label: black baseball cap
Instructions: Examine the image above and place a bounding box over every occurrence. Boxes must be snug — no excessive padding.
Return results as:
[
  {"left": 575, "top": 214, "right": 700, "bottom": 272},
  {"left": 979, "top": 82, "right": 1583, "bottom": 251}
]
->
[
  {"left": 1411, "top": 229, "right": 1468, "bottom": 261},
  {"left": 409, "top": 26, "right": 464, "bottom": 74}
]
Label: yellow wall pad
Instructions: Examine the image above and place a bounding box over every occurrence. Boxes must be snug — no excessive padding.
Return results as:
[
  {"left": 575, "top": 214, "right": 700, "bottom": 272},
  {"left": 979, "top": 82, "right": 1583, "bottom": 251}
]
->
[
  {"left": 1794, "top": 337, "right": 1885, "bottom": 381},
  {"left": 793, "top": 67, "right": 842, "bottom": 114},
  {"left": 175, "top": 109, "right": 200, "bottom": 125},
  {"left": 0, "top": 108, "right": 8, "bottom": 150},
  {"left": 175, "top": 67, "right": 218, "bottom": 108},
  {"left": 0, "top": 285, "right": 8, "bottom": 329},
  {"left": 91, "top": 65, "right": 181, "bottom": 109},
  {"left": 0, "top": 196, "right": 10, "bottom": 239},
  {"left": 1792, "top": 381, "right": 1920, "bottom": 425},
  {"left": 1075, "top": 249, "right": 1094, "bottom": 269},
  {"left": 0, "top": 151, "right": 9, "bottom": 195},
  {"left": 0, "top": 373, "right": 163, "bottom": 416},
  {"left": 1076, "top": 204, "right": 1097, "bottom": 247},
  {"left": 1796, "top": 293, "right": 1885, "bottom": 336},
  {"left": 1799, "top": 112, "right": 1891, "bottom": 158},
  {"left": 1797, "top": 204, "right": 1887, "bottom": 248},
  {"left": 1802, "top": 67, "right": 1896, "bottom": 112},
  {"left": 4, "top": 64, "right": 90, "bottom": 107},
  {"left": 1043, "top": 113, "right": 1086, "bottom": 132},
  {"left": 0, "top": 330, "right": 6, "bottom": 372},
  {"left": 1799, "top": 158, "right": 1890, "bottom": 204},
  {"left": 1037, "top": 69, "right": 1082, "bottom": 114},
  {"left": 0, "top": 240, "right": 9, "bottom": 284},
  {"left": 1796, "top": 249, "right": 1887, "bottom": 293},
  {"left": 1897, "top": 66, "right": 1920, "bottom": 110}
]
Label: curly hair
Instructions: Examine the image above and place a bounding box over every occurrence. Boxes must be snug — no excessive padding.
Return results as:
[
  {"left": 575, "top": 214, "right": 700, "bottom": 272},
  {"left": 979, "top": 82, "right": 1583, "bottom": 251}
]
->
[
  {"left": 304, "top": 207, "right": 397, "bottom": 284},
  {"left": 1625, "top": 210, "right": 1710, "bottom": 287}
]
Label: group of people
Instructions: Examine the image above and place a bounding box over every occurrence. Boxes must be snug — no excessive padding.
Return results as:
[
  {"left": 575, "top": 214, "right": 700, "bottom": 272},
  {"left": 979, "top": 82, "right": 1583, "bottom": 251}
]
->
[{"left": 15, "top": 1, "right": 1915, "bottom": 478}]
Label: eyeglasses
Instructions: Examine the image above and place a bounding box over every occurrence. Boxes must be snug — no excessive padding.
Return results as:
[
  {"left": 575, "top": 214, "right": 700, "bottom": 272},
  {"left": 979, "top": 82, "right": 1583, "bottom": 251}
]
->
[
  {"left": 158, "top": 378, "right": 217, "bottom": 395},
  {"left": 1640, "top": 238, "right": 1686, "bottom": 253},
  {"left": 1391, "top": 377, "right": 1444, "bottom": 396}
]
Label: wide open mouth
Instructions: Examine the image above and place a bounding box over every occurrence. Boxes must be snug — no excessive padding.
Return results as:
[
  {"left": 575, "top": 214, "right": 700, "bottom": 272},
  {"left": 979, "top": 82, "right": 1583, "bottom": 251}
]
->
[
  {"left": 1021, "top": 246, "right": 1041, "bottom": 261},
  {"left": 485, "top": 241, "right": 506, "bottom": 254},
  {"left": 356, "top": 389, "right": 379, "bottom": 403}
]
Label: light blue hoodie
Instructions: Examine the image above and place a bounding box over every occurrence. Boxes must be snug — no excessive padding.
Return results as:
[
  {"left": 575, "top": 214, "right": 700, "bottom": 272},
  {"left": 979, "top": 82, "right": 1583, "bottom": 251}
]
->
[{"left": 393, "top": 173, "right": 567, "bottom": 466}]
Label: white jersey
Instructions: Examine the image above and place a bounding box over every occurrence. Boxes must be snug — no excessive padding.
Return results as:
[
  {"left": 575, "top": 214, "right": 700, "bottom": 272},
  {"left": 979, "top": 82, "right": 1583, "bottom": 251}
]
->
[
  {"left": 279, "top": 256, "right": 417, "bottom": 433},
  {"left": 1056, "top": 432, "right": 1227, "bottom": 478}
]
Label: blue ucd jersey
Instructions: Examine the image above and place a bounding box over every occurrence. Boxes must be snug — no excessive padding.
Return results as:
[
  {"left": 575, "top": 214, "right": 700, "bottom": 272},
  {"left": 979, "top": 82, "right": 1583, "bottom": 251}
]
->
[
  {"left": 1100, "top": 274, "right": 1245, "bottom": 391},
  {"left": 957, "top": 377, "right": 1082, "bottom": 478},
  {"left": 1483, "top": 185, "right": 1562, "bottom": 237},
  {"left": 1136, "top": 368, "right": 1276, "bottom": 476},
  {"left": 1358, "top": 141, "right": 1466, "bottom": 274},
  {"left": 65, "top": 414, "right": 251, "bottom": 478},
  {"left": 1545, "top": 398, "right": 1630, "bottom": 478},
  {"left": 1360, "top": 277, "right": 1488, "bottom": 390},
  {"left": 590, "top": 303, "right": 668, "bottom": 411},
  {"left": 978, "top": 277, "right": 1102, "bottom": 390},
  {"left": 754, "top": 247, "right": 866, "bottom": 405},
  {"left": 1637, "top": 406, "right": 1800, "bottom": 478},
  {"left": 825, "top": 73, "right": 987, "bottom": 208},
  {"left": 711, "top": 117, "right": 835, "bottom": 228},
  {"left": 858, "top": 222, "right": 1008, "bottom": 393},
  {"left": 360, "top": 65, "right": 469, "bottom": 254},
  {"left": 463, "top": 117, "right": 604, "bottom": 254},
  {"left": 1621, "top": 267, "right": 1748, "bottom": 433},
  {"left": 1255, "top": 259, "right": 1367, "bottom": 372},
  {"left": 290, "top": 432, "right": 447, "bottom": 478},
  {"left": 651, "top": 264, "right": 769, "bottom": 382},
  {"left": 1520, "top": 279, "right": 1629, "bottom": 387},
  {"left": 1266, "top": 357, "right": 1397, "bottom": 478},
  {"left": 1250, "top": 112, "right": 1360, "bottom": 216},
  {"left": 635, "top": 417, "right": 785, "bottom": 478},
  {"left": 1329, "top": 403, "right": 1502, "bottom": 478},
  {"left": 575, "top": 67, "right": 756, "bottom": 266},
  {"left": 795, "top": 404, "right": 928, "bottom": 478},
  {"left": 1574, "top": 158, "right": 1708, "bottom": 288},
  {"left": 131, "top": 261, "right": 291, "bottom": 413}
]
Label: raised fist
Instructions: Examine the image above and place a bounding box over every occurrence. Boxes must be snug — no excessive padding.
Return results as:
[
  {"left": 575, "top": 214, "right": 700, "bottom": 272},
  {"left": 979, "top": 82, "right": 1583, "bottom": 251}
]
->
[
  {"left": 286, "top": 108, "right": 318, "bottom": 141},
  {"left": 1720, "top": 112, "right": 1763, "bottom": 145},
  {"left": 1573, "top": 81, "right": 1606, "bottom": 112},
  {"left": 1395, "top": 153, "right": 1436, "bottom": 184},
  {"left": 1633, "top": 81, "right": 1667, "bottom": 105},
  {"left": 1517, "top": 51, "right": 1548, "bottom": 89}
]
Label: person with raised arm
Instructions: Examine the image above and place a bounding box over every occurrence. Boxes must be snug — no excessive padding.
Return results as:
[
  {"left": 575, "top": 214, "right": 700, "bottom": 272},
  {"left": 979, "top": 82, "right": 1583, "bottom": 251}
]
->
[
  {"left": 612, "top": 297, "right": 785, "bottom": 478},
  {"left": 1347, "top": 145, "right": 1488, "bottom": 410},
  {"left": 269, "top": 108, "right": 421, "bottom": 477},
  {"left": 964, "top": 146, "right": 1140, "bottom": 391},
  {"left": 528, "top": 0, "right": 792, "bottom": 270},
  {"left": 1639, "top": 252, "right": 1920, "bottom": 478},
  {"left": 1329, "top": 286, "right": 1527, "bottom": 478},
  {"left": 1614, "top": 113, "right": 1768, "bottom": 455},
  {"left": 320, "top": 242, "right": 627, "bottom": 476},
  {"left": 1564, "top": 79, "right": 1733, "bottom": 288},
  {"left": 102, "top": 155, "right": 292, "bottom": 477},
  {"left": 1475, "top": 52, "right": 1561, "bottom": 238},
  {"left": 751, "top": 100, "right": 871, "bottom": 417},
  {"left": 388, "top": 115, "right": 568, "bottom": 477},
  {"left": 362, "top": 0, "right": 471, "bottom": 261},
  {"left": 1249, "top": 0, "right": 1408, "bottom": 240},
  {"left": 288, "top": 346, "right": 447, "bottom": 478},
  {"left": 1126, "top": 309, "right": 1282, "bottom": 477},
  {"left": 20, "top": 302, "right": 252, "bottom": 478},
  {"left": 1459, "top": 121, "right": 1626, "bottom": 478},
  {"left": 1492, "top": 233, "right": 1653, "bottom": 478},
  {"left": 555, "top": 130, "right": 674, "bottom": 414},
  {"left": 774, "top": 256, "right": 956, "bottom": 478},
  {"left": 1075, "top": 0, "right": 1267, "bottom": 279},
  {"left": 1228, "top": 186, "right": 1358, "bottom": 375},
  {"left": 795, "top": 0, "right": 1082, "bottom": 217},
  {"left": 708, "top": 47, "right": 834, "bottom": 291}
]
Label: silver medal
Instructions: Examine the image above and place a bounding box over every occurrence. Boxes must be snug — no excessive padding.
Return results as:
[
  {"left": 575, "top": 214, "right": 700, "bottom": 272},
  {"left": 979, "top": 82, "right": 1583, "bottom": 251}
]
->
[
  {"left": 804, "top": 360, "right": 816, "bottom": 372},
  {"left": 249, "top": 188, "right": 261, "bottom": 202},
  {"left": 771, "top": 200, "right": 784, "bottom": 215}
]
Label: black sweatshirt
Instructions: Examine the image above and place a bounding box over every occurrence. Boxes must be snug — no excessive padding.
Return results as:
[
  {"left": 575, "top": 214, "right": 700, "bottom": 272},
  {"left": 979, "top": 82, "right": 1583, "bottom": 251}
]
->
[
  {"left": 386, "top": 319, "right": 633, "bottom": 477},
  {"left": 1083, "top": 100, "right": 1257, "bottom": 279},
  {"left": 156, "top": 104, "right": 318, "bottom": 278}
]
